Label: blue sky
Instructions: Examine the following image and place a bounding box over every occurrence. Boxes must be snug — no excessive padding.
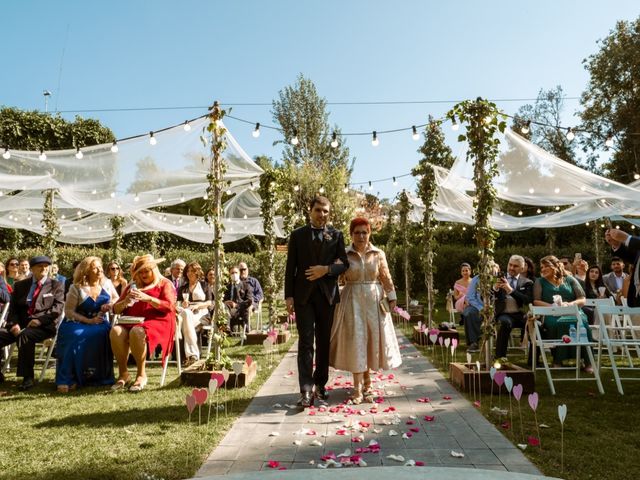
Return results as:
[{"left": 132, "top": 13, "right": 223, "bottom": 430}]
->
[{"left": 2, "top": 0, "right": 638, "bottom": 199}]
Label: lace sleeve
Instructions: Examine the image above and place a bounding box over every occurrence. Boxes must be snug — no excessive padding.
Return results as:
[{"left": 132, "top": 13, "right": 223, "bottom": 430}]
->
[
  {"left": 377, "top": 250, "right": 397, "bottom": 301},
  {"left": 64, "top": 284, "right": 81, "bottom": 319}
]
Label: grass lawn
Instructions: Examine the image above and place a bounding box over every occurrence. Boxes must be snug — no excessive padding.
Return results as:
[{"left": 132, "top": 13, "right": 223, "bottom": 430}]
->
[
  {"left": 0, "top": 335, "right": 295, "bottom": 480},
  {"left": 398, "top": 304, "right": 640, "bottom": 480}
]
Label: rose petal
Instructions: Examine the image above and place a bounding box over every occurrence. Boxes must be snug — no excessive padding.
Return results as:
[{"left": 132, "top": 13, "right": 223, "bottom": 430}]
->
[
  {"left": 527, "top": 436, "right": 540, "bottom": 446},
  {"left": 267, "top": 460, "right": 280, "bottom": 468},
  {"left": 423, "top": 416, "right": 435, "bottom": 422},
  {"left": 410, "top": 427, "right": 420, "bottom": 433}
]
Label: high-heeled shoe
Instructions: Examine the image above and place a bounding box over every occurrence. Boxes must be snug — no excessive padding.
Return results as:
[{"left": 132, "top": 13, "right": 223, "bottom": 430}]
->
[
  {"left": 129, "top": 377, "right": 147, "bottom": 392},
  {"left": 350, "top": 372, "right": 363, "bottom": 404},
  {"left": 111, "top": 375, "right": 131, "bottom": 391}
]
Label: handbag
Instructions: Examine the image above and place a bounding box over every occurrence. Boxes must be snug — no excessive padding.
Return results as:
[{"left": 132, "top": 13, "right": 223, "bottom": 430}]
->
[{"left": 379, "top": 297, "right": 390, "bottom": 314}]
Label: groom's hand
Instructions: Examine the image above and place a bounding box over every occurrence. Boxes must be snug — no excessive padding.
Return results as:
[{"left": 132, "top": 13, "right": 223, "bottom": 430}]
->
[{"left": 305, "top": 265, "right": 329, "bottom": 281}]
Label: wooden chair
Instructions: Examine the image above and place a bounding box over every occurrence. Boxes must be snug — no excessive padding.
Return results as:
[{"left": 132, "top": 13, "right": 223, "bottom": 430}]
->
[{"left": 530, "top": 304, "right": 604, "bottom": 395}]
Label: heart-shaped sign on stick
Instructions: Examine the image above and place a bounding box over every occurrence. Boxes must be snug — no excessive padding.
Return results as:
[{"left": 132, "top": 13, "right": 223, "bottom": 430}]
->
[
  {"left": 192, "top": 388, "right": 208, "bottom": 406},
  {"left": 528, "top": 392, "right": 539, "bottom": 412},
  {"left": 504, "top": 376, "right": 513, "bottom": 393},
  {"left": 232, "top": 361, "right": 243, "bottom": 376},
  {"left": 186, "top": 394, "right": 196, "bottom": 414},
  {"left": 512, "top": 384, "right": 523, "bottom": 401},
  {"left": 210, "top": 372, "right": 225, "bottom": 388},
  {"left": 221, "top": 368, "right": 230, "bottom": 383},
  {"left": 208, "top": 379, "right": 218, "bottom": 395},
  {"left": 263, "top": 338, "right": 272, "bottom": 349},
  {"left": 438, "top": 336, "right": 444, "bottom": 346},
  {"left": 494, "top": 371, "right": 506, "bottom": 387},
  {"left": 452, "top": 338, "right": 459, "bottom": 348},
  {"left": 430, "top": 333, "right": 439, "bottom": 345},
  {"left": 245, "top": 355, "right": 253, "bottom": 367},
  {"left": 489, "top": 366, "right": 497, "bottom": 380},
  {"left": 558, "top": 404, "right": 567, "bottom": 424},
  {"left": 450, "top": 345, "right": 455, "bottom": 355},
  {"left": 466, "top": 352, "right": 472, "bottom": 364}
]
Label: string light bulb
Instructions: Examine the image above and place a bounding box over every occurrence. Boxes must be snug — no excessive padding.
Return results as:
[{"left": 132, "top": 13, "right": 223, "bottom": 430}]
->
[
  {"left": 331, "top": 132, "right": 339, "bottom": 148},
  {"left": 110, "top": 141, "right": 118, "bottom": 153},
  {"left": 2, "top": 148, "right": 10, "bottom": 160},
  {"left": 343, "top": 184, "right": 348, "bottom": 193},
  {"left": 371, "top": 131, "right": 379, "bottom": 147},
  {"left": 393, "top": 176, "right": 398, "bottom": 186},
  {"left": 368, "top": 181, "right": 373, "bottom": 191},
  {"left": 134, "top": 193, "right": 140, "bottom": 202},
  {"left": 110, "top": 191, "right": 115, "bottom": 198},
  {"left": 411, "top": 126, "right": 419, "bottom": 141},
  {"left": 180, "top": 193, "right": 185, "bottom": 202},
  {"left": 521, "top": 120, "right": 531, "bottom": 134},
  {"left": 566, "top": 127, "right": 575, "bottom": 141},
  {"left": 149, "top": 131, "right": 157, "bottom": 145},
  {"left": 293, "top": 184, "right": 300, "bottom": 192},
  {"left": 252, "top": 122, "right": 261, "bottom": 138},
  {"left": 38, "top": 149, "right": 47, "bottom": 161},
  {"left": 536, "top": 208, "right": 542, "bottom": 214},
  {"left": 291, "top": 128, "right": 299, "bottom": 146},
  {"left": 605, "top": 131, "right": 614, "bottom": 148},
  {"left": 319, "top": 185, "right": 325, "bottom": 194},
  {"left": 451, "top": 120, "right": 459, "bottom": 131},
  {"left": 634, "top": 173, "right": 640, "bottom": 180},
  {"left": 518, "top": 210, "right": 523, "bottom": 216},
  {"left": 75, "top": 147, "right": 83, "bottom": 159},
  {"left": 157, "top": 194, "right": 163, "bottom": 202},
  {"left": 183, "top": 120, "right": 191, "bottom": 132}
]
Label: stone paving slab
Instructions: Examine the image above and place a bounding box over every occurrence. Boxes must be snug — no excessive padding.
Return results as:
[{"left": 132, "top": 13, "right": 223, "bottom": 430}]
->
[{"left": 194, "top": 330, "right": 547, "bottom": 478}]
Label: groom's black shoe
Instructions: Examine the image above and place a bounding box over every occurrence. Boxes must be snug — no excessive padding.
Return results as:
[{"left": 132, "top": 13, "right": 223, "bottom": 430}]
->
[
  {"left": 297, "top": 391, "right": 313, "bottom": 408},
  {"left": 315, "top": 386, "right": 329, "bottom": 401}
]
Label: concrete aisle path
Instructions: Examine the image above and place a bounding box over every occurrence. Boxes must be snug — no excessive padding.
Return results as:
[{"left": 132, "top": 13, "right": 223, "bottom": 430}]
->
[{"left": 195, "top": 330, "right": 546, "bottom": 478}]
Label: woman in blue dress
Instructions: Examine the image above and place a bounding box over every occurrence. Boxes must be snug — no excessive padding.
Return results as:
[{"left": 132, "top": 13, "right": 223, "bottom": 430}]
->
[{"left": 56, "top": 256, "right": 119, "bottom": 392}]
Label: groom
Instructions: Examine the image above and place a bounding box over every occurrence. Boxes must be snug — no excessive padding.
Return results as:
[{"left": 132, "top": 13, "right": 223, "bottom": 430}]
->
[{"left": 285, "top": 196, "right": 348, "bottom": 407}]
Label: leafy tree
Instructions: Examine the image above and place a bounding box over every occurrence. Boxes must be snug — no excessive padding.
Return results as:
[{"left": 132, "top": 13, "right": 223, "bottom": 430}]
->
[
  {"left": 580, "top": 17, "right": 640, "bottom": 183},
  {"left": 271, "top": 74, "right": 354, "bottom": 230}
]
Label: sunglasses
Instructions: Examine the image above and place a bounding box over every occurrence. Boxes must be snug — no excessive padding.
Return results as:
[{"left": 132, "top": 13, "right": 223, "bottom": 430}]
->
[
  {"left": 8, "top": 262, "right": 18, "bottom": 266},
  {"left": 110, "top": 266, "right": 120, "bottom": 270},
  {"left": 239, "top": 268, "right": 247, "bottom": 271}
]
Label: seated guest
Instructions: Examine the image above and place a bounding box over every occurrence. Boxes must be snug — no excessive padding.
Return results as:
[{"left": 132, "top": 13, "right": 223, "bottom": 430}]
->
[
  {"left": 533, "top": 255, "right": 593, "bottom": 372},
  {"left": 5, "top": 257, "right": 20, "bottom": 291},
  {"left": 111, "top": 255, "right": 176, "bottom": 392},
  {"left": 572, "top": 257, "right": 589, "bottom": 287},
  {"left": 166, "top": 259, "right": 186, "bottom": 291},
  {"left": 522, "top": 257, "right": 537, "bottom": 282},
  {"left": 205, "top": 268, "right": 216, "bottom": 293},
  {"left": 224, "top": 265, "right": 253, "bottom": 333},
  {"left": 582, "top": 265, "right": 613, "bottom": 325},
  {"left": 462, "top": 261, "right": 499, "bottom": 353},
  {"left": 50, "top": 264, "right": 66, "bottom": 284},
  {"left": 238, "top": 262, "right": 263, "bottom": 312},
  {"left": 56, "top": 256, "right": 119, "bottom": 392},
  {"left": 602, "top": 257, "right": 627, "bottom": 304},
  {"left": 177, "top": 261, "right": 213, "bottom": 366},
  {"left": 452, "top": 263, "right": 473, "bottom": 314},
  {"left": 494, "top": 255, "right": 533, "bottom": 359},
  {"left": 18, "top": 258, "right": 31, "bottom": 279},
  {"left": 0, "top": 256, "right": 65, "bottom": 389},
  {"left": 106, "top": 261, "right": 128, "bottom": 297}
]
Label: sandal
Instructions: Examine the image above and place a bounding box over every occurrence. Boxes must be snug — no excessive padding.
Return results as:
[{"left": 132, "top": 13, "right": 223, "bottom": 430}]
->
[
  {"left": 129, "top": 377, "right": 148, "bottom": 393},
  {"left": 111, "top": 375, "right": 131, "bottom": 391}
]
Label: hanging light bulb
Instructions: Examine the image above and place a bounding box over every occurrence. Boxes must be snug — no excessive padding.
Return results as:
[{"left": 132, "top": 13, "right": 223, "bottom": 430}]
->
[
  {"left": 149, "top": 131, "right": 157, "bottom": 145},
  {"left": 566, "top": 127, "right": 575, "bottom": 141},
  {"left": 290, "top": 128, "right": 299, "bottom": 146},
  {"left": 319, "top": 185, "right": 325, "bottom": 194},
  {"left": 110, "top": 141, "right": 119, "bottom": 153},
  {"left": 371, "top": 131, "right": 379, "bottom": 147},
  {"left": 0, "top": 191, "right": 3, "bottom": 196},
  {"left": 226, "top": 189, "right": 232, "bottom": 195},
  {"left": 536, "top": 208, "right": 542, "bottom": 214},
  {"left": 342, "top": 183, "right": 348, "bottom": 193},
  {"left": 252, "top": 122, "right": 261, "bottom": 138},
  {"left": 393, "top": 176, "right": 398, "bottom": 186},
  {"left": 293, "top": 184, "right": 300, "bottom": 192},
  {"left": 77, "top": 210, "right": 82, "bottom": 217},
  {"left": 367, "top": 181, "right": 373, "bottom": 191},
  {"left": 484, "top": 115, "right": 493, "bottom": 124},
  {"left": 180, "top": 193, "right": 185, "bottom": 202},
  {"left": 134, "top": 193, "right": 140, "bottom": 202},
  {"left": 183, "top": 120, "right": 191, "bottom": 132},
  {"left": 110, "top": 191, "right": 115, "bottom": 198},
  {"left": 157, "top": 194, "right": 163, "bottom": 202},
  {"left": 528, "top": 188, "right": 535, "bottom": 194},
  {"left": 554, "top": 187, "right": 560, "bottom": 194},
  {"left": 330, "top": 131, "right": 338, "bottom": 148},
  {"left": 39, "top": 149, "right": 47, "bottom": 161},
  {"left": 75, "top": 147, "right": 83, "bottom": 159},
  {"left": 555, "top": 206, "right": 561, "bottom": 211},
  {"left": 585, "top": 222, "right": 590, "bottom": 226},
  {"left": 203, "top": 192, "right": 208, "bottom": 200},
  {"left": 634, "top": 173, "right": 640, "bottom": 180},
  {"left": 518, "top": 210, "right": 523, "bottom": 216},
  {"left": 451, "top": 120, "right": 459, "bottom": 131},
  {"left": 605, "top": 131, "right": 614, "bottom": 148},
  {"left": 411, "top": 126, "right": 419, "bottom": 141},
  {"left": 178, "top": 217, "right": 183, "bottom": 224},
  {"left": 2, "top": 147, "right": 10, "bottom": 160},
  {"left": 521, "top": 120, "right": 531, "bottom": 134},
  {"left": 249, "top": 181, "right": 255, "bottom": 191}
]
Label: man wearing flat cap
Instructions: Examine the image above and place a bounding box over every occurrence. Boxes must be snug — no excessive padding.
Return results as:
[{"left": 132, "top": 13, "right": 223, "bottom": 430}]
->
[{"left": 0, "top": 256, "right": 65, "bottom": 390}]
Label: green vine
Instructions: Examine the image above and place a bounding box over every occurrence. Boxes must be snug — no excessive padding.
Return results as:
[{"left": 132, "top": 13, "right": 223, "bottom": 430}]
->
[
  {"left": 41, "top": 189, "right": 60, "bottom": 263},
  {"left": 259, "top": 169, "right": 281, "bottom": 328},
  {"left": 447, "top": 99, "right": 506, "bottom": 365},
  {"left": 397, "top": 190, "right": 412, "bottom": 308},
  {"left": 109, "top": 215, "right": 125, "bottom": 263},
  {"left": 203, "top": 101, "right": 229, "bottom": 361}
]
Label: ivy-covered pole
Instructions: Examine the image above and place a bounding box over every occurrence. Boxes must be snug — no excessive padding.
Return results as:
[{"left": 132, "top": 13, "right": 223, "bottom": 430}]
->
[
  {"left": 447, "top": 99, "right": 505, "bottom": 367},
  {"left": 6, "top": 229, "right": 22, "bottom": 257},
  {"left": 204, "top": 101, "right": 229, "bottom": 361},
  {"left": 412, "top": 119, "right": 456, "bottom": 329},
  {"left": 259, "top": 169, "right": 279, "bottom": 329},
  {"left": 397, "top": 190, "right": 412, "bottom": 309},
  {"left": 41, "top": 189, "right": 60, "bottom": 263},
  {"left": 109, "top": 215, "right": 125, "bottom": 263}
]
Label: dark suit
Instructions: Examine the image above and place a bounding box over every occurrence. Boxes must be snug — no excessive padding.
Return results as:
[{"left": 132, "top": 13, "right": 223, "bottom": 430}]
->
[
  {"left": 614, "top": 235, "right": 640, "bottom": 307},
  {"left": 285, "top": 224, "right": 348, "bottom": 393},
  {"left": 494, "top": 276, "right": 533, "bottom": 358},
  {"left": 0, "top": 277, "right": 64, "bottom": 380},
  {"left": 223, "top": 280, "right": 253, "bottom": 329}
]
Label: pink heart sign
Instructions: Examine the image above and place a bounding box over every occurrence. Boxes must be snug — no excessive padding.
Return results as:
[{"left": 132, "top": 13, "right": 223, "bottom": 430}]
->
[
  {"left": 210, "top": 372, "right": 225, "bottom": 388},
  {"left": 528, "top": 392, "right": 539, "bottom": 411},
  {"left": 512, "top": 384, "right": 523, "bottom": 401},
  {"left": 186, "top": 394, "right": 196, "bottom": 414},
  {"left": 192, "top": 388, "right": 208, "bottom": 406},
  {"left": 245, "top": 355, "right": 253, "bottom": 367},
  {"left": 494, "top": 371, "right": 506, "bottom": 387}
]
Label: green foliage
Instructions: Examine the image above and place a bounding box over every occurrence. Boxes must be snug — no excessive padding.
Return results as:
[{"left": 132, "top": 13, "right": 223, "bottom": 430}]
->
[
  {"left": 259, "top": 168, "right": 281, "bottom": 326},
  {"left": 580, "top": 17, "right": 640, "bottom": 182},
  {"left": 271, "top": 74, "right": 354, "bottom": 230},
  {"left": 40, "top": 190, "right": 60, "bottom": 262},
  {"left": 109, "top": 215, "right": 126, "bottom": 264}
]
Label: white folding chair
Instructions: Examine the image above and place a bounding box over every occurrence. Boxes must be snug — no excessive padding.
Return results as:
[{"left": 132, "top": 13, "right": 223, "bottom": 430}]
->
[
  {"left": 596, "top": 304, "right": 640, "bottom": 394},
  {"left": 530, "top": 304, "right": 604, "bottom": 395}
]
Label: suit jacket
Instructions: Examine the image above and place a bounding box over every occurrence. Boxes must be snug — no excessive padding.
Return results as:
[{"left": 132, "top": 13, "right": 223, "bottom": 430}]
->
[
  {"left": 494, "top": 275, "right": 534, "bottom": 317},
  {"left": 0, "top": 276, "right": 10, "bottom": 305},
  {"left": 285, "top": 224, "right": 349, "bottom": 306},
  {"left": 602, "top": 271, "right": 627, "bottom": 294},
  {"left": 6, "top": 277, "right": 65, "bottom": 333},
  {"left": 223, "top": 280, "right": 253, "bottom": 313},
  {"left": 613, "top": 235, "right": 640, "bottom": 306}
]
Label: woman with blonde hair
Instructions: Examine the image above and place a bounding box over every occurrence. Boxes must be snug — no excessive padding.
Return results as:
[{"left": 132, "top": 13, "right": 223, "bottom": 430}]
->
[
  {"left": 106, "top": 261, "right": 128, "bottom": 297},
  {"left": 111, "top": 254, "right": 176, "bottom": 392},
  {"left": 56, "top": 256, "right": 119, "bottom": 392}
]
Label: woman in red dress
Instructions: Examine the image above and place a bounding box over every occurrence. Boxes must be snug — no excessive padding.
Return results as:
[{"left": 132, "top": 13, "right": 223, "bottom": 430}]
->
[{"left": 110, "top": 254, "right": 176, "bottom": 392}]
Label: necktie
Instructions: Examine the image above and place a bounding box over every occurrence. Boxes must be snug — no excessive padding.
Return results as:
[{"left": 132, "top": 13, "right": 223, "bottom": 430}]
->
[
  {"left": 508, "top": 277, "right": 516, "bottom": 290},
  {"left": 28, "top": 281, "right": 43, "bottom": 316}
]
